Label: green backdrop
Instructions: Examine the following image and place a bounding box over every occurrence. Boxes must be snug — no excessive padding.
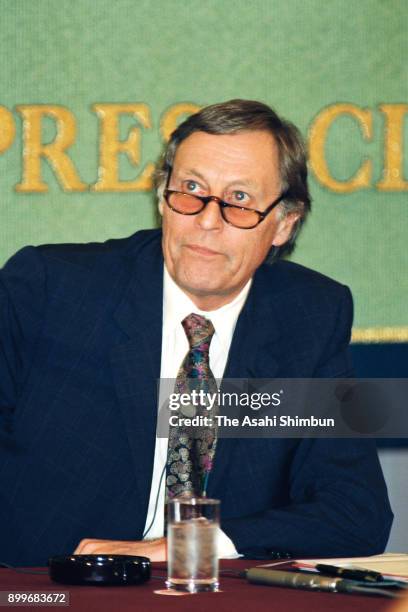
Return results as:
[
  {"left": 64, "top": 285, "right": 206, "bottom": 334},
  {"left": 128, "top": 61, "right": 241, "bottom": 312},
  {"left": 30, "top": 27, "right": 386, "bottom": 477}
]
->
[{"left": 0, "top": 0, "right": 407, "bottom": 336}]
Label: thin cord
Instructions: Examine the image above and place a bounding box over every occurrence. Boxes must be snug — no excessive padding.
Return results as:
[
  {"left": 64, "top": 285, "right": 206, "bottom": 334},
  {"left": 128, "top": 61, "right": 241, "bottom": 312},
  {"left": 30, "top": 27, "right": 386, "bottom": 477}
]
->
[{"left": 142, "top": 463, "right": 167, "bottom": 539}]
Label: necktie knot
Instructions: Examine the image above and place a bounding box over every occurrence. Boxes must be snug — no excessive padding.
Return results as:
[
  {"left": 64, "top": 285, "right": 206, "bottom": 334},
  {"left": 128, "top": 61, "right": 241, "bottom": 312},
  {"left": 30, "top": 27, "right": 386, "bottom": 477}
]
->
[{"left": 182, "top": 313, "right": 215, "bottom": 350}]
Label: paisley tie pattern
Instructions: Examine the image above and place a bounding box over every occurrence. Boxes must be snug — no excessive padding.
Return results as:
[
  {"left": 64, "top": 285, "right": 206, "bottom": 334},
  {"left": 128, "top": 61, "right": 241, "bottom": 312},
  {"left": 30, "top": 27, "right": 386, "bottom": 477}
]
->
[{"left": 166, "top": 313, "right": 218, "bottom": 498}]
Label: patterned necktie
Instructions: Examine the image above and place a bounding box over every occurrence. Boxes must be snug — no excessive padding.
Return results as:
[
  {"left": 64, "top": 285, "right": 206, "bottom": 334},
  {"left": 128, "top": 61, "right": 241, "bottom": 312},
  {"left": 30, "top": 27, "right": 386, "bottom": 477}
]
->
[{"left": 166, "top": 313, "right": 219, "bottom": 499}]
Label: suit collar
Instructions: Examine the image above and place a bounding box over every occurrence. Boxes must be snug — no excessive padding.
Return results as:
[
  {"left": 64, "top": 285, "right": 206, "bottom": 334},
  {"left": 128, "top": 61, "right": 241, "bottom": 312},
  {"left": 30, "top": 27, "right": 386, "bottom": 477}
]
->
[
  {"left": 224, "top": 262, "right": 282, "bottom": 379},
  {"left": 113, "top": 232, "right": 164, "bottom": 347}
]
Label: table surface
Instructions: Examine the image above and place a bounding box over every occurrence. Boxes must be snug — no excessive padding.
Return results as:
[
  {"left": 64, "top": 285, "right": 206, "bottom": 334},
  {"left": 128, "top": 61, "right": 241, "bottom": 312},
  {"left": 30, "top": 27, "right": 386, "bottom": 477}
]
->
[{"left": 0, "top": 560, "right": 393, "bottom": 612}]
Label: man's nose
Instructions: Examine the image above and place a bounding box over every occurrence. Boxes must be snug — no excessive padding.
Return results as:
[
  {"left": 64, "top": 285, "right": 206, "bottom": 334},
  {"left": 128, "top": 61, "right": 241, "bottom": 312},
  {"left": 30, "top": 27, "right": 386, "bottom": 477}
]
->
[{"left": 196, "top": 199, "right": 224, "bottom": 230}]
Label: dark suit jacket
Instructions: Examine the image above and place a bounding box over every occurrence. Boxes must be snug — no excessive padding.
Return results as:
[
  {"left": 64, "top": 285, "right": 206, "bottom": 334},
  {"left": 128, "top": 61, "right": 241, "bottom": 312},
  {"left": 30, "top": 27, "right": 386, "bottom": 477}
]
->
[{"left": 0, "top": 229, "right": 392, "bottom": 566}]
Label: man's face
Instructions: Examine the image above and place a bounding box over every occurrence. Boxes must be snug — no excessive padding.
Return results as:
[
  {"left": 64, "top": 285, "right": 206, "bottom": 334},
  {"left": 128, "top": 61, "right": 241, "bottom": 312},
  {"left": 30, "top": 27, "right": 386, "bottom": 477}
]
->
[{"left": 160, "top": 130, "right": 299, "bottom": 310}]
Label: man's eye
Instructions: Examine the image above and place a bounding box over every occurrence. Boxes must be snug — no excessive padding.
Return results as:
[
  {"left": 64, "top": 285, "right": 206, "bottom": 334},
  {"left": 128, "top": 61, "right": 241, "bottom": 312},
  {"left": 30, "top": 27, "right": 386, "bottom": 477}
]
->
[
  {"left": 232, "top": 191, "right": 249, "bottom": 204},
  {"left": 185, "top": 180, "right": 199, "bottom": 192}
]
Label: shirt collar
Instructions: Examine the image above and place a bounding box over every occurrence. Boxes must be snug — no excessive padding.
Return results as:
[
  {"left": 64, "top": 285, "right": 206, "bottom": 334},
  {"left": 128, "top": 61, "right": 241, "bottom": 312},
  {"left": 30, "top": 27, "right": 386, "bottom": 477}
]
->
[{"left": 163, "top": 265, "right": 252, "bottom": 342}]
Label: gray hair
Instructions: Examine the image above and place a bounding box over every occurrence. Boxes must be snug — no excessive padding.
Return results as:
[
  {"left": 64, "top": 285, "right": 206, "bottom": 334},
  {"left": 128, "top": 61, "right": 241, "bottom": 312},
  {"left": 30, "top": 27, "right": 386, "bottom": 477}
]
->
[{"left": 154, "top": 99, "right": 311, "bottom": 260}]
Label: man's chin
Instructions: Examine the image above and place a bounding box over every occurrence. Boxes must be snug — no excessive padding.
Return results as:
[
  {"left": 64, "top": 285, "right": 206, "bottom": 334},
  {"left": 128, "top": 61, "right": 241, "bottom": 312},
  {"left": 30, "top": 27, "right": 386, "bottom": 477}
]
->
[
  {"left": 175, "top": 275, "right": 242, "bottom": 310},
  {"left": 180, "top": 280, "right": 224, "bottom": 298}
]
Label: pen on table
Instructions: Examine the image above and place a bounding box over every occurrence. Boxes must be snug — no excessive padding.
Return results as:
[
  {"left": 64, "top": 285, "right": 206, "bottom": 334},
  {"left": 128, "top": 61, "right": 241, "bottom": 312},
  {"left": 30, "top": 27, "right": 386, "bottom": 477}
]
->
[{"left": 316, "top": 563, "right": 383, "bottom": 583}]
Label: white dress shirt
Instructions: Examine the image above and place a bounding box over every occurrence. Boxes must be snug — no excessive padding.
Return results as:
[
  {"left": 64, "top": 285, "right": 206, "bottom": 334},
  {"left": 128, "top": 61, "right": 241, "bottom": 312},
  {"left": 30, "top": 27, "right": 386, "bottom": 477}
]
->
[{"left": 142, "top": 266, "right": 251, "bottom": 557}]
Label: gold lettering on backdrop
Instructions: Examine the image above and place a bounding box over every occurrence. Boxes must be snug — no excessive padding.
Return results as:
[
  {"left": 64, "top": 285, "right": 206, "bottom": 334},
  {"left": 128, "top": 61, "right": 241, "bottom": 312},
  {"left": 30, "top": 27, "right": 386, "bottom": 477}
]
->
[
  {"left": 15, "top": 105, "right": 87, "bottom": 193},
  {"left": 0, "top": 101, "right": 404, "bottom": 194},
  {"left": 160, "top": 103, "right": 201, "bottom": 142},
  {"left": 309, "top": 104, "right": 373, "bottom": 193},
  {"left": 377, "top": 104, "right": 408, "bottom": 191},
  {"left": 92, "top": 104, "right": 154, "bottom": 192},
  {"left": 0, "top": 106, "right": 15, "bottom": 154}
]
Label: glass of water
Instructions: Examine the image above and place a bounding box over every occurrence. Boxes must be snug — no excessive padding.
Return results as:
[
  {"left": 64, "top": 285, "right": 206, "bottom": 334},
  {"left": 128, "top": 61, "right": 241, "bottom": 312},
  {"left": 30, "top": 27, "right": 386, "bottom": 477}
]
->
[{"left": 166, "top": 497, "right": 220, "bottom": 592}]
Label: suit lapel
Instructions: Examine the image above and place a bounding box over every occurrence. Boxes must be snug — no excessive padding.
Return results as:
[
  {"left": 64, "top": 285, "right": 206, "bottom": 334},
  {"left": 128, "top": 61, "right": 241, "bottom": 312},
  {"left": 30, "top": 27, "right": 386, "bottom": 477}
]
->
[
  {"left": 208, "top": 264, "right": 281, "bottom": 496},
  {"left": 110, "top": 235, "right": 163, "bottom": 518}
]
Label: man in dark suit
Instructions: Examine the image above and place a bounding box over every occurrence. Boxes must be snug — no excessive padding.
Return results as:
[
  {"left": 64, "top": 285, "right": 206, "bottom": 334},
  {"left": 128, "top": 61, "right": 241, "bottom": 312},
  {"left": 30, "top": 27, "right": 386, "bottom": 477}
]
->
[{"left": 0, "top": 100, "right": 392, "bottom": 566}]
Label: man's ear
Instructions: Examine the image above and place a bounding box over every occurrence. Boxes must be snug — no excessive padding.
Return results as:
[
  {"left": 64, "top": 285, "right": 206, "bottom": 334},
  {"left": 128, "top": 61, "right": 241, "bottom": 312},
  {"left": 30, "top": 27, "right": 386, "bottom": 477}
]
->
[
  {"left": 272, "top": 212, "right": 301, "bottom": 247},
  {"left": 158, "top": 200, "right": 164, "bottom": 215}
]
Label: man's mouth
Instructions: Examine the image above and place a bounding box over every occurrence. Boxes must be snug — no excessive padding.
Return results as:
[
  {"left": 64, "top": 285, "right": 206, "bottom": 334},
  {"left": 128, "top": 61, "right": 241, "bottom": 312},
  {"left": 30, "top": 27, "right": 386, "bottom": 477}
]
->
[{"left": 186, "top": 244, "right": 221, "bottom": 256}]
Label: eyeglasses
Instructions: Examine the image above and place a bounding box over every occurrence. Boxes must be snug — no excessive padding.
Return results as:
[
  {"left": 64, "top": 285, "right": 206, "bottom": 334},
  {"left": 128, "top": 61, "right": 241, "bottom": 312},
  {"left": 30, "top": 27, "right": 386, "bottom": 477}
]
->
[{"left": 163, "top": 189, "right": 288, "bottom": 229}]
